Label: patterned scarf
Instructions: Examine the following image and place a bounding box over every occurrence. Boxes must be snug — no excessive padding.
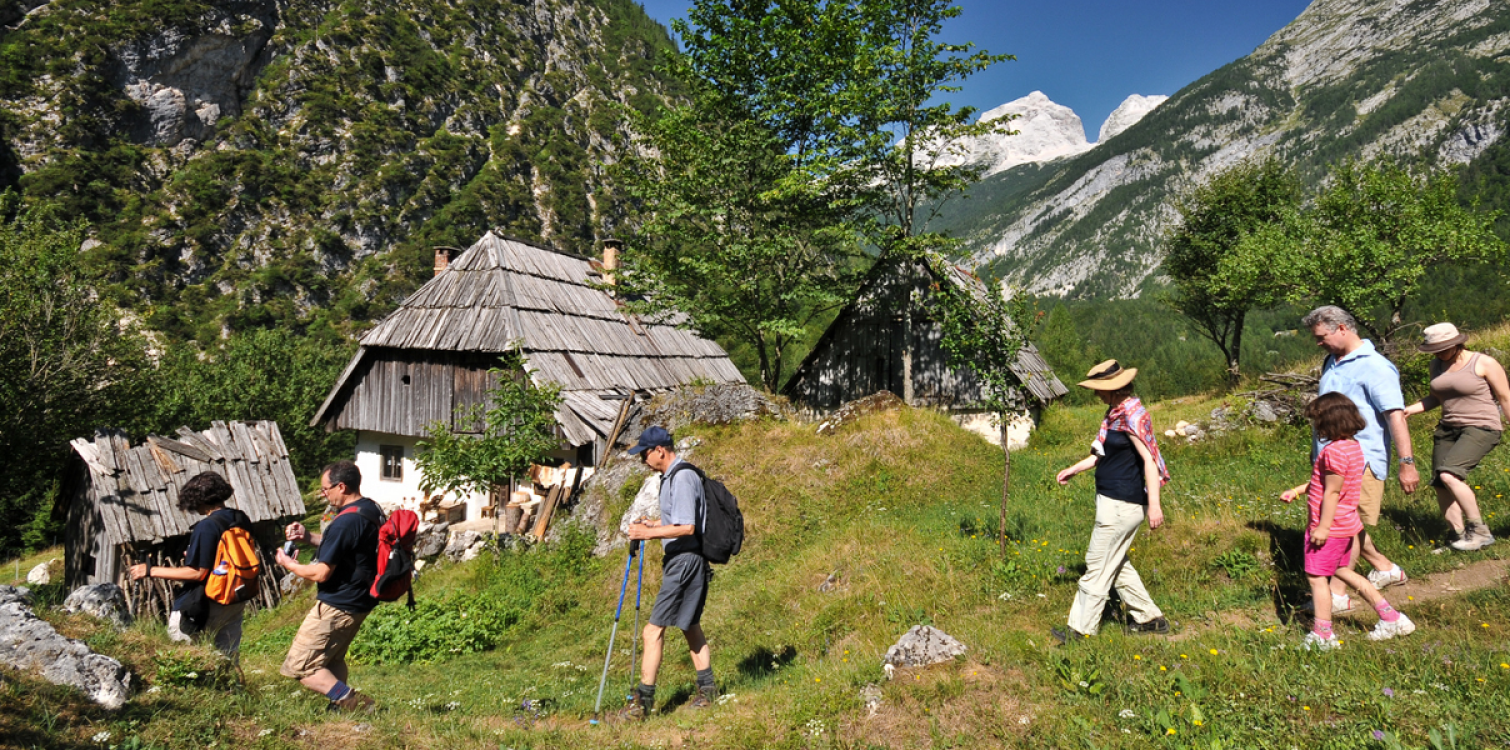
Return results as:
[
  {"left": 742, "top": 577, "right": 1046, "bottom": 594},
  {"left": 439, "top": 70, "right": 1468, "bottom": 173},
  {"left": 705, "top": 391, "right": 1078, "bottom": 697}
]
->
[{"left": 1092, "top": 396, "right": 1170, "bottom": 485}]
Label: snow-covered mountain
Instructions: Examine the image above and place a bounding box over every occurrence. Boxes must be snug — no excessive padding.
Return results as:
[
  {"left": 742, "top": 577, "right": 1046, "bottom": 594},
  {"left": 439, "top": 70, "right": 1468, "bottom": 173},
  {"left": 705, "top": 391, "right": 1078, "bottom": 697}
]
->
[
  {"left": 1099, "top": 94, "right": 1170, "bottom": 142},
  {"left": 934, "top": 91, "right": 1166, "bottom": 178}
]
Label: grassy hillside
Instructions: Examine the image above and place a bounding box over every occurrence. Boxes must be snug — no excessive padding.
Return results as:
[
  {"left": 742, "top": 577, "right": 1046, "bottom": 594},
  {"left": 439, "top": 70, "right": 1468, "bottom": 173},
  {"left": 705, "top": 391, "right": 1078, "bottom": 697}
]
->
[{"left": 6, "top": 355, "right": 1510, "bottom": 747}]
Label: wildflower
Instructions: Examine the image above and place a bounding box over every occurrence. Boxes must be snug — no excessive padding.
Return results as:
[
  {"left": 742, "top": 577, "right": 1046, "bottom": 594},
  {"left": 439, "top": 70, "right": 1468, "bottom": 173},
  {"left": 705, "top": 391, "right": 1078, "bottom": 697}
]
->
[
  {"left": 1381, "top": 688, "right": 1394, "bottom": 698},
  {"left": 1501, "top": 663, "right": 1508, "bottom": 669},
  {"left": 1180, "top": 654, "right": 1188, "bottom": 659},
  {"left": 1209, "top": 649, "right": 1219, "bottom": 655},
  {"left": 258, "top": 729, "right": 275, "bottom": 737},
  {"left": 1057, "top": 566, "right": 1067, "bottom": 574},
  {"left": 1303, "top": 706, "right": 1310, "bottom": 711},
  {"left": 1483, "top": 623, "right": 1490, "bottom": 628},
  {"left": 1134, "top": 655, "right": 1142, "bottom": 660},
  {"left": 1018, "top": 716, "right": 1031, "bottom": 725},
  {"left": 1079, "top": 681, "right": 1089, "bottom": 688},
  {"left": 1193, "top": 719, "right": 1203, "bottom": 726},
  {"left": 1166, "top": 728, "right": 1177, "bottom": 735},
  {"left": 1119, "top": 709, "right": 1136, "bottom": 719},
  {"left": 1373, "top": 730, "right": 1386, "bottom": 740},
  {"left": 92, "top": 732, "right": 110, "bottom": 744}
]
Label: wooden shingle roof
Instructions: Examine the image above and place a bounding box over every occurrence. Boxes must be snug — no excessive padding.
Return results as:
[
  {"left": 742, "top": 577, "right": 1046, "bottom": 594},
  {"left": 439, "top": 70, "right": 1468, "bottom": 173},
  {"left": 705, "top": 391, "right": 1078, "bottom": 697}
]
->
[
  {"left": 68, "top": 421, "right": 306, "bottom": 547},
  {"left": 312, "top": 233, "right": 745, "bottom": 445}
]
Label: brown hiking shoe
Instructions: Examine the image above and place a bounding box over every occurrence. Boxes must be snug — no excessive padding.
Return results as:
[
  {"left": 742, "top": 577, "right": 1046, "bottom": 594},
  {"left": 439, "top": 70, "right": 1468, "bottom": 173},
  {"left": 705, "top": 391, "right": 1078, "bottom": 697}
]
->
[
  {"left": 618, "top": 691, "right": 649, "bottom": 721},
  {"left": 688, "top": 685, "right": 718, "bottom": 709},
  {"left": 330, "top": 689, "right": 377, "bottom": 713}
]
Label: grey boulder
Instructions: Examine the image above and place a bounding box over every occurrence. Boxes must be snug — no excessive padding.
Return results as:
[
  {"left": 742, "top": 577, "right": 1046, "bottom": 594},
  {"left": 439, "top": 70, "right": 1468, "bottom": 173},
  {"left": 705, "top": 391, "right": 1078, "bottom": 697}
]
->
[
  {"left": 0, "top": 586, "right": 132, "bottom": 709},
  {"left": 884, "top": 625, "right": 967, "bottom": 668},
  {"left": 62, "top": 584, "right": 133, "bottom": 630}
]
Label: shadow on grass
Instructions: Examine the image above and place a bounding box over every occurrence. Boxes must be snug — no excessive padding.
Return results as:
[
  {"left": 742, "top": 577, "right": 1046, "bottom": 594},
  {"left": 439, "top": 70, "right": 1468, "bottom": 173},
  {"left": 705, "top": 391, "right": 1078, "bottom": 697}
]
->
[
  {"left": 1379, "top": 502, "right": 1454, "bottom": 545},
  {"left": 1247, "top": 520, "right": 1309, "bottom": 624},
  {"left": 735, "top": 644, "right": 797, "bottom": 681}
]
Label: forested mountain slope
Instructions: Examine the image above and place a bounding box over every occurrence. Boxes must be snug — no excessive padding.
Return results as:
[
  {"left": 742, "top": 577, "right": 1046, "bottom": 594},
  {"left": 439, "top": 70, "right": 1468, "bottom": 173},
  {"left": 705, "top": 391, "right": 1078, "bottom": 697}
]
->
[
  {"left": 935, "top": 0, "right": 1510, "bottom": 299},
  {"left": 0, "top": 0, "right": 676, "bottom": 341}
]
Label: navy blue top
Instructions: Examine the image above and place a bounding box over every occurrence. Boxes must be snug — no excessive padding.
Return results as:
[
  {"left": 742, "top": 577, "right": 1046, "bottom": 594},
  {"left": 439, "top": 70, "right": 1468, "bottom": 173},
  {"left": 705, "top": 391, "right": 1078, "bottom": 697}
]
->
[
  {"left": 184, "top": 508, "right": 253, "bottom": 573},
  {"left": 1094, "top": 431, "right": 1147, "bottom": 505},
  {"left": 315, "top": 498, "right": 381, "bottom": 613}
]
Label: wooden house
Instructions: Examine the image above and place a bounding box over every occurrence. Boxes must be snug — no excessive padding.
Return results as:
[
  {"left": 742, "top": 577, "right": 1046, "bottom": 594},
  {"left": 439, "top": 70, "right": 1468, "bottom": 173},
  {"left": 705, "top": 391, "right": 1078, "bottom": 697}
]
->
[
  {"left": 63, "top": 421, "right": 306, "bottom": 619},
  {"left": 310, "top": 232, "right": 745, "bottom": 520},
  {"left": 784, "top": 258, "right": 1067, "bottom": 447}
]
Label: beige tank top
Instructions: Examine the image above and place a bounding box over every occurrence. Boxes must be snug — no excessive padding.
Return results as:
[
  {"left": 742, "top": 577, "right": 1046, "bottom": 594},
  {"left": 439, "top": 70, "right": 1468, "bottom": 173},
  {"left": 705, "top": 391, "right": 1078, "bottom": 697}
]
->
[{"left": 1431, "top": 353, "right": 1503, "bottom": 430}]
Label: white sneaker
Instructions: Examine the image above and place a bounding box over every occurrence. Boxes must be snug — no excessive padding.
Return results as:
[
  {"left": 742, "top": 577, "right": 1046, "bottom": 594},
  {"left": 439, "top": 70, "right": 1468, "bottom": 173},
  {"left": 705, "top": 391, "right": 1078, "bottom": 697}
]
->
[
  {"left": 1366, "top": 565, "right": 1408, "bottom": 588},
  {"left": 1367, "top": 614, "right": 1416, "bottom": 641},
  {"left": 1302, "top": 631, "right": 1342, "bottom": 651},
  {"left": 1298, "top": 593, "right": 1352, "bottom": 614}
]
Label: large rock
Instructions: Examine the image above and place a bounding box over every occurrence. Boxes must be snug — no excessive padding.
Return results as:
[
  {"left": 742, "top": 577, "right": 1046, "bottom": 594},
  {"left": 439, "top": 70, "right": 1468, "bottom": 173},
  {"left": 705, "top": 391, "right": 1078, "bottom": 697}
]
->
[
  {"left": 415, "top": 522, "right": 450, "bottom": 558},
  {"left": 884, "top": 625, "right": 967, "bottom": 668},
  {"left": 62, "top": 584, "right": 133, "bottom": 630},
  {"left": 444, "top": 530, "right": 483, "bottom": 562},
  {"left": 1098, "top": 94, "right": 1169, "bottom": 142},
  {"left": 929, "top": 91, "right": 1095, "bottom": 177},
  {"left": 26, "top": 561, "right": 51, "bottom": 585},
  {"left": 0, "top": 586, "right": 132, "bottom": 709}
]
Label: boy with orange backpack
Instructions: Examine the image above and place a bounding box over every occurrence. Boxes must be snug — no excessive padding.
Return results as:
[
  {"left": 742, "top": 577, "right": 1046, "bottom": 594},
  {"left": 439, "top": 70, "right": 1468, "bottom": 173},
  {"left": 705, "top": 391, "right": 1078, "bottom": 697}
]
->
[{"left": 129, "top": 471, "right": 258, "bottom": 658}]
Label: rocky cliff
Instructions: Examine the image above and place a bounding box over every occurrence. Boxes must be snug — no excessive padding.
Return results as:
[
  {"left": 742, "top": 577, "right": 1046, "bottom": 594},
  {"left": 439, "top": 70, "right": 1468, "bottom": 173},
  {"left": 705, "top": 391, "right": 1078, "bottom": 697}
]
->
[
  {"left": 936, "top": 0, "right": 1510, "bottom": 299},
  {"left": 0, "top": 0, "right": 677, "bottom": 340}
]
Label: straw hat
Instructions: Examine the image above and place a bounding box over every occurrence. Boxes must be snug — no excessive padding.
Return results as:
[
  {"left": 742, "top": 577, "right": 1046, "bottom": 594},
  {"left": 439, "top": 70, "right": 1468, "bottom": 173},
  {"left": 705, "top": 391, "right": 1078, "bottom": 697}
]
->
[
  {"left": 1417, "top": 323, "right": 1468, "bottom": 353},
  {"left": 1077, "top": 359, "right": 1138, "bottom": 391}
]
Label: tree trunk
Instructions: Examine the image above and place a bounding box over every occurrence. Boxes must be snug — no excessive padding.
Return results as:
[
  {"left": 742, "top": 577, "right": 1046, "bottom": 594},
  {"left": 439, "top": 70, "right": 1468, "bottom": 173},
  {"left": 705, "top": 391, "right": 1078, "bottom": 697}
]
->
[
  {"left": 999, "top": 416, "right": 1011, "bottom": 559},
  {"left": 1226, "top": 312, "right": 1245, "bottom": 390}
]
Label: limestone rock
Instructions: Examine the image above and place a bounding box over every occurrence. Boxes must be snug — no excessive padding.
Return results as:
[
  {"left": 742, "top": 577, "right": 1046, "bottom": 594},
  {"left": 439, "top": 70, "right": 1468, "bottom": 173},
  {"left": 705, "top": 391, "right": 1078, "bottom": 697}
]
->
[
  {"left": 444, "top": 530, "right": 483, "bottom": 562},
  {"left": 415, "top": 522, "right": 450, "bottom": 559},
  {"left": 884, "top": 625, "right": 967, "bottom": 668},
  {"left": 618, "top": 475, "right": 663, "bottom": 538},
  {"left": 0, "top": 586, "right": 132, "bottom": 709},
  {"left": 930, "top": 91, "right": 1094, "bottom": 178},
  {"left": 26, "top": 561, "right": 51, "bottom": 585},
  {"left": 62, "top": 584, "right": 133, "bottom": 630}
]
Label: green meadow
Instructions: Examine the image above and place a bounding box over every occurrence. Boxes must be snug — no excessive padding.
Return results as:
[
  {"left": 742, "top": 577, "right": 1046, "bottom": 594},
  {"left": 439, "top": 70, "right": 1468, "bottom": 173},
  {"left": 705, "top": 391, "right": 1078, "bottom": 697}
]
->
[{"left": 6, "top": 336, "right": 1510, "bottom": 749}]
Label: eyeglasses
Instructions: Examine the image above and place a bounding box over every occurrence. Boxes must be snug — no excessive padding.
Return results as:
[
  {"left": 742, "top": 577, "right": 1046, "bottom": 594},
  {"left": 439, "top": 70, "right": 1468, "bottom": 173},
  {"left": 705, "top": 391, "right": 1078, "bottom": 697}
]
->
[{"left": 320, "top": 483, "right": 340, "bottom": 493}]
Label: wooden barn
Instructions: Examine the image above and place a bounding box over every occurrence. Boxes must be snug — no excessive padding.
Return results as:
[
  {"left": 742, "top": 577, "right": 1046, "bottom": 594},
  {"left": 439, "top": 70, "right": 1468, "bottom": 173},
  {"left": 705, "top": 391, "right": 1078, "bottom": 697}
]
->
[
  {"left": 62, "top": 421, "right": 306, "bottom": 619},
  {"left": 784, "top": 258, "right": 1067, "bottom": 447},
  {"left": 310, "top": 232, "right": 746, "bottom": 520}
]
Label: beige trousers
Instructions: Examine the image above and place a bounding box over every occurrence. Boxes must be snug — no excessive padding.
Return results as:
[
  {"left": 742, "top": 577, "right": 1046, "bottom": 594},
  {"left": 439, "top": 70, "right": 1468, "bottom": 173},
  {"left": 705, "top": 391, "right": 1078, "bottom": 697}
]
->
[{"left": 1066, "top": 494, "right": 1163, "bottom": 635}]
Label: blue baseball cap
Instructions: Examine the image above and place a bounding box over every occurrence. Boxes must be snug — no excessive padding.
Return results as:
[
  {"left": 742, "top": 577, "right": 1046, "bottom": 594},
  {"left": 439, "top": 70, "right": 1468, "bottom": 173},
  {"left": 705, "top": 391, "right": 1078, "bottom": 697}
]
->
[{"left": 628, "top": 426, "right": 674, "bottom": 455}]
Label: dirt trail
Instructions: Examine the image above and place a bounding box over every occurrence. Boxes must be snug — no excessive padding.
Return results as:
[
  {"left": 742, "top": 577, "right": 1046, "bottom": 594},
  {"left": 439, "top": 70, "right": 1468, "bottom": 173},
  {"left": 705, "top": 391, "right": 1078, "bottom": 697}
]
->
[{"left": 1382, "top": 555, "right": 1510, "bottom": 604}]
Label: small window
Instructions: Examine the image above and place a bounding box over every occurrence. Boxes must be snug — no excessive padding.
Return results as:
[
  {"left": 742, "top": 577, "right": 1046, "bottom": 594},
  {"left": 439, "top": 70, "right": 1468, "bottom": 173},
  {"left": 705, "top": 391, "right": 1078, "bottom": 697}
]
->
[{"left": 380, "top": 445, "right": 404, "bottom": 481}]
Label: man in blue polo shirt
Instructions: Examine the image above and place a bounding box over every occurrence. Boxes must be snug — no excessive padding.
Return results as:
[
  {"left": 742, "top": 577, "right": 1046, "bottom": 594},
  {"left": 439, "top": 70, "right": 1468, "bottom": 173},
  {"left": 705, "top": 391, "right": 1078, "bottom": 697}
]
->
[
  {"left": 621, "top": 426, "right": 717, "bottom": 720},
  {"left": 277, "top": 460, "right": 381, "bottom": 712},
  {"left": 1304, "top": 306, "right": 1420, "bottom": 612}
]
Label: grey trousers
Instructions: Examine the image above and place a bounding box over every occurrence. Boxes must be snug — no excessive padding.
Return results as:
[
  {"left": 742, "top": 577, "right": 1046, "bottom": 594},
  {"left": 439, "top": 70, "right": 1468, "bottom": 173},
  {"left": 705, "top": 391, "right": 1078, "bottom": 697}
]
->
[
  {"left": 168, "top": 600, "right": 247, "bottom": 658},
  {"left": 1067, "top": 494, "right": 1163, "bottom": 635}
]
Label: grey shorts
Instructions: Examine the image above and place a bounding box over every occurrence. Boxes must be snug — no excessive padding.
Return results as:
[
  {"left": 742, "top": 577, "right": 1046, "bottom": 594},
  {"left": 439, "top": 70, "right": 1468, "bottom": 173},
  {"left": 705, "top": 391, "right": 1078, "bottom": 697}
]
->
[
  {"left": 649, "top": 552, "right": 710, "bottom": 631},
  {"left": 1432, "top": 424, "right": 1502, "bottom": 486}
]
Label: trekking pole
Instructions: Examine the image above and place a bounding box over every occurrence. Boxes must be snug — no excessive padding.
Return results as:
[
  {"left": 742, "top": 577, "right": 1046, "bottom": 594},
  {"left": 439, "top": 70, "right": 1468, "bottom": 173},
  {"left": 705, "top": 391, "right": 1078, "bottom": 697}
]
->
[
  {"left": 629, "top": 540, "right": 644, "bottom": 688},
  {"left": 591, "top": 542, "right": 637, "bottom": 723}
]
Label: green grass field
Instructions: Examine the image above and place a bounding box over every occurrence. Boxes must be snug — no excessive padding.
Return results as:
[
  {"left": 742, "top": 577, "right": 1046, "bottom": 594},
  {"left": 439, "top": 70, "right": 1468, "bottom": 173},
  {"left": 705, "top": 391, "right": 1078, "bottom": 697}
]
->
[{"left": 6, "top": 343, "right": 1510, "bottom": 748}]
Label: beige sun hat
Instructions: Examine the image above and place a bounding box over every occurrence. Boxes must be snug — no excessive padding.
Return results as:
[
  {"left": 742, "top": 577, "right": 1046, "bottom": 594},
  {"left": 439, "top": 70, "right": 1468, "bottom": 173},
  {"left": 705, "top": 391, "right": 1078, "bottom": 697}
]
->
[
  {"left": 1418, "top": 323, "right": 1468, "bottom": 353},
  {"left": 1077, "top": 359, "right": 1138, "bottom": 391}
]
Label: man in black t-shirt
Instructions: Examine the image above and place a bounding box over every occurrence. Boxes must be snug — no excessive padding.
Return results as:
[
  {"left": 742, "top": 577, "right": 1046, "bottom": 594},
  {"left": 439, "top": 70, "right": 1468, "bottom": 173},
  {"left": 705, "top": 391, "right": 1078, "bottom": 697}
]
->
[
  {"left": 276, "top": 460, "right": 381, "bottom": 713},
  {"left": 128, "top": 471, "right": 251, "bottom": 658}
]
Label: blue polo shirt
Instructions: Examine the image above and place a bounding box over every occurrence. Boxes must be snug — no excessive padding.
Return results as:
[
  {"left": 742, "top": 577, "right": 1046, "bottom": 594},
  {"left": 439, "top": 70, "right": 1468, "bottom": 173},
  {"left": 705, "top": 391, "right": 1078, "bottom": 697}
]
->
[
  {"left": 1316, "top": 339, "right": 1404, "bottom": 481},
  {"left": 659, "top": 458, "right": 705, "bottom": 556}
]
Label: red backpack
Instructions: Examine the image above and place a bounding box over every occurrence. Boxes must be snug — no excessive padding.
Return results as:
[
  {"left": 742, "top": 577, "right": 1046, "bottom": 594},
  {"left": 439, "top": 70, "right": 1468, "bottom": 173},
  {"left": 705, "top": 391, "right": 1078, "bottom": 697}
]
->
[{"left": 339, "top": 504, "right": 419, "bottom": 608}]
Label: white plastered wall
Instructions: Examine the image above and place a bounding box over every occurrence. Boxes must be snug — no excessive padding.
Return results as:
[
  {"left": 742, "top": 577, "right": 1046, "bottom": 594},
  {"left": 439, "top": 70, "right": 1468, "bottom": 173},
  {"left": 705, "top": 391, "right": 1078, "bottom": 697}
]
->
[{"left": 950, "top": 409, "right": 1036, "bottom": 451}]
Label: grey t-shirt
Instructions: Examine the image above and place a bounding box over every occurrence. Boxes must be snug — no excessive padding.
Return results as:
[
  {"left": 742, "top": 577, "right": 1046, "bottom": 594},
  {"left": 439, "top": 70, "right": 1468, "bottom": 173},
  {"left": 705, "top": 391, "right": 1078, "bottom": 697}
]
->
[{"left": 659, "top": 458, "right": 705, "bottom": 556}]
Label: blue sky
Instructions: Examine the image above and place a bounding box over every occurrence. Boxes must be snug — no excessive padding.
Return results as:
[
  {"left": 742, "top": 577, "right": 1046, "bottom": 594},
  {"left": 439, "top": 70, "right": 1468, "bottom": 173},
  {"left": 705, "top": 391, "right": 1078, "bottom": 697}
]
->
[{"left": 635, "top": 0, "right": 1315, "bottom": 141}]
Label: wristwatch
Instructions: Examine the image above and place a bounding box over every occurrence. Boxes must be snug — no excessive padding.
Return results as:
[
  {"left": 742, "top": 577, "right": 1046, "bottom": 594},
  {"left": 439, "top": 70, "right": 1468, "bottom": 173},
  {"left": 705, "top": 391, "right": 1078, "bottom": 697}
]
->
[{"left": 1399, "top": 456, "right": 1415, "bottom": 465}]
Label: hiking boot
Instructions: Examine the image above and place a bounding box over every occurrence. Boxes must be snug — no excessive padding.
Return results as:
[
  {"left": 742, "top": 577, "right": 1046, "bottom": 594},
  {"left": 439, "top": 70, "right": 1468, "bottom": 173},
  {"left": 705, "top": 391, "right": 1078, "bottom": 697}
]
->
[
  {"left": 1451, "top": 523, "right": 1494, "bottom": 551},
  {"left": 1301, "top": 631, "right": 1341, "bottom": 651},
  {"left": 1367, "top": 613, "right": 1416, "bottom": 641},
  {"left": 618, "top": 691, "right": 649, "bottom": 722},
  {"left": 329, "top": 689, "right": 377, "bottom": 713},
  {"left": 1050, "top": 626, "right": 1090, "bottom": 645},
  {"left": 1126, "top": 616, "right": 1169, "bottom": 635},
  {"left": 687, "top": 684, "right": 718, "bottom": 710},
  {"left": 1366, "top": 565, "right": 1408, "bottom": 589}
]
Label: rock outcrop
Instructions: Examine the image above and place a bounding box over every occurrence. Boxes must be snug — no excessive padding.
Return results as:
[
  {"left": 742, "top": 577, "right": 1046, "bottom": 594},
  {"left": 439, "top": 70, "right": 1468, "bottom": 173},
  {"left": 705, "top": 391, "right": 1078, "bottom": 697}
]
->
[
  {"left": 62, "top": 584, "right": 134, "bottom": 630},
  {"left": 932, "top": 91, "right": 1094, "bottom": 177},
  {"left": 0, "top": 586, "right": 133, "bottom": 709},
  {"left": 884, "top": 625, "right": 967, "bottom": 668}
]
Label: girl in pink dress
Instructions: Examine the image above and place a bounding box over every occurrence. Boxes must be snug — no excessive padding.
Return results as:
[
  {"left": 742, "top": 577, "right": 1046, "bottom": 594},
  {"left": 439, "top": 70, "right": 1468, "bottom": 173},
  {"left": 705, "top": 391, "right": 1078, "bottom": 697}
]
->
[{"left": 1281, "top": 393, "right": 1415, "bottom": 650}]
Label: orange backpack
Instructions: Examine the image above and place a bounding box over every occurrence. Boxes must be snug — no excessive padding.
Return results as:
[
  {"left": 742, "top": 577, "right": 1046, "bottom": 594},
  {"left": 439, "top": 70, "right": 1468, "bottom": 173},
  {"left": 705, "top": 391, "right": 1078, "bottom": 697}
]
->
[{"left": 204, "top": 517, "right": 261, "bottom": 605}]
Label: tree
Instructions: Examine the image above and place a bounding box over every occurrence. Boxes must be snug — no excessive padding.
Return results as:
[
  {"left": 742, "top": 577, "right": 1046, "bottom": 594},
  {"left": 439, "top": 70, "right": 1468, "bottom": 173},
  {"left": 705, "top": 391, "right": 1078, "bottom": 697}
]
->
[
  {"left": 927, "top": 255, "right": 1033, "bottom": 558},
  {"left": 619, "top": 0, "right": 1010, "bottom": 389},
  {"left": 1234, "top": 160, "right": 1505, "bottom": 345},
  {"left": 0, "top": 192, "right": 151, "bottom": 554},
  {"left": 150, "top": 328, "right": 358, "bottom": 480},
  {"left": 413, "top": 358, "right": 563, "bottom": 504},
  {"left": 1161, "top": 159, "right": 1300, "bottom": 388}
]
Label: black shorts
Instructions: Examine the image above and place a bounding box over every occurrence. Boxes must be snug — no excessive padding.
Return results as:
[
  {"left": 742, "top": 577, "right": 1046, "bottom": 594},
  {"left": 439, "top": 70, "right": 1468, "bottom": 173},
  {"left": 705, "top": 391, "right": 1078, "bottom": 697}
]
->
[{"left": 648, "top": 552, "right": 710, "bottom": 631}]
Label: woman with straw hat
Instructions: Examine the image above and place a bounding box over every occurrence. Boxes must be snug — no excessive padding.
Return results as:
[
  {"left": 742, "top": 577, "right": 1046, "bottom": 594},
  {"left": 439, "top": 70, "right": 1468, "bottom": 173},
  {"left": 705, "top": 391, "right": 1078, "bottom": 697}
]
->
[
  {"left": 1052, "top": 360, "right": 1171, "bottom": 643},
  {"left": 1402, "top": 323, "right": 1510, "bottom": 551}
]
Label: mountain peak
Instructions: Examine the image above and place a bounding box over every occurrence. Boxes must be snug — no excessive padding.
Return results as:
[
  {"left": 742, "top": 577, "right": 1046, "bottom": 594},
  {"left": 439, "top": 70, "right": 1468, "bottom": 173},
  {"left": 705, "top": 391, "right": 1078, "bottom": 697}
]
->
[
  {"left": 936, "top": 91, "right": 1092, "bottom": 177},
  {"left": 1098, "top": 94, "right": 1168, "bottom": 142}
]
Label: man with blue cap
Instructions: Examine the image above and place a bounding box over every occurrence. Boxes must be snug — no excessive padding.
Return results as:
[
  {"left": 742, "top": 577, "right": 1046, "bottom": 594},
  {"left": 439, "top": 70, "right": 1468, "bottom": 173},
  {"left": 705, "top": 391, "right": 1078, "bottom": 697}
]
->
[{"left": 620, "top": 425, "right": 717, "bottom": 720}]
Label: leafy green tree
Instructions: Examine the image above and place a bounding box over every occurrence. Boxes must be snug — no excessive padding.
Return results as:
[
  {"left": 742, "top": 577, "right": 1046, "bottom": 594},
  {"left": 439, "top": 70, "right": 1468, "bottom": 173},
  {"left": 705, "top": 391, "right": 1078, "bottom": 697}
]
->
[
  {"left": 928, "top": 256, "right": 1033, "bottom": 558},
  {"left": 413, "top": 358, "right": 562, "bottom": 501},
  {"left": 150, "top": 328, "right": 358, "bottom": 481},
  {"left": 1234, "top": 160, "right": 1505, "bottom": 344},
  {"left": 1161, "top": 159, "right": 1300, "bottom": 387},
  {"left": 0, "top": 192, "right": 150, "bottom": 554}
]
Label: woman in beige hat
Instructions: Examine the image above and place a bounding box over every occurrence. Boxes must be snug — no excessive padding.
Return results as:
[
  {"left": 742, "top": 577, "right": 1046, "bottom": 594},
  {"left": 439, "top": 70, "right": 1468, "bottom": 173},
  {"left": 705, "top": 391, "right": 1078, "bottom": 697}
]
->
[
  {"left": 1402, "top": 323, "right": 1510, "bottom": 551},
  {"left": 1052, "top": 360, "right": 1171, "bottom": 643}
]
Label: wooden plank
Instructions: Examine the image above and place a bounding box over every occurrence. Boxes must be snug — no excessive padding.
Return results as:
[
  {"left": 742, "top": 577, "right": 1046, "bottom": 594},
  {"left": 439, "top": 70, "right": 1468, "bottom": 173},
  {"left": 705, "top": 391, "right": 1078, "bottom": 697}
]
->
[
  {"left": 94, "top": 431, "right": 119, "bottom": 474},
  {"left": 231, "top": 421, "right": 261, "bottom": 465},
  {"left": 148, "top": 435, "right": 213, "bottom": 464},
  {"left": 175, "top": 428, "right": 223, "bottom": 462},
  {"left": 211, "top": 422, "right": 244, "bottom": 462},
  {"left": 530, "top": 481, "right": 566, "bottom": 541},
  {"left": 147, "top": 441, "right": 182, "bottom": 479}
]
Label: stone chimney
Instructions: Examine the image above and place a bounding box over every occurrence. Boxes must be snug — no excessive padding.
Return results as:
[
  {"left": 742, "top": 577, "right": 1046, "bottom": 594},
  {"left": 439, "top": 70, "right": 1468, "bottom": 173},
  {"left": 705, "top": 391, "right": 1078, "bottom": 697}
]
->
[
  {"left": 602, "top": 238, "right": 622, "bottom": 290},
  {"left": 433, "top": 246, "right": 458, "bottom": 277}
]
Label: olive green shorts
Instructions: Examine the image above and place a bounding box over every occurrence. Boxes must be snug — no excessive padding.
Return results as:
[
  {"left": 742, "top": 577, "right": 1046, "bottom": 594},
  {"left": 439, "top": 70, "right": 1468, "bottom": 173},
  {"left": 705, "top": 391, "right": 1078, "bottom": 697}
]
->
[{"left": 1431, "top": 424, "right": 1502, "bottom": 487}]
